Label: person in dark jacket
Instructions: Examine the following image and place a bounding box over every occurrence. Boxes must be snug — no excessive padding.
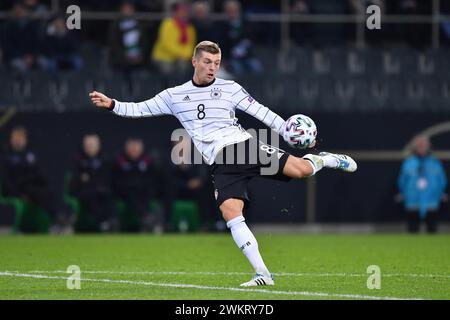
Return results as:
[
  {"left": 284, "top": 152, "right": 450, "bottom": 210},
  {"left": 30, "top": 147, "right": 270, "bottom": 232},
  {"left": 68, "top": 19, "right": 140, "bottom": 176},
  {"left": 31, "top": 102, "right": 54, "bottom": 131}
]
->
[
  {"left": 0, "top": 126, "right": 59, "bottom": 224},
  {"left": 69, "top": 134, "right": 117, "bottom": 232},
  {"left": 112, "top": 137, "right": 161, "bottom": 231},
  {"left": 191, "top": 1, "right": 218, "bottom": 43},
  {"left": 41, "top": 14, "right": 82, "bottom": 72},
  {"left": 217, "top": 0, "right": 262, "bottom": 76},
  {"left": 1, "top": 2, "right": 41, "bottom": 73},
  {"left": 107, "top": 1, "right": 151, "bottom": 73}
]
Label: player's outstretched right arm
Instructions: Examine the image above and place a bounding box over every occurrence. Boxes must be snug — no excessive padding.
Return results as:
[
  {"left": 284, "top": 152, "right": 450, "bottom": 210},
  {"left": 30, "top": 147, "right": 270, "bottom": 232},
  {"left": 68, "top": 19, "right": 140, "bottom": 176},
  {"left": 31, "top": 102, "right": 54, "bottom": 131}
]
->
[
  {"left": 89, "top": 90, "right": 173, "bottom": 118},
  {"left": 89, "top": 91, "right": 113, "bottom": 109}
]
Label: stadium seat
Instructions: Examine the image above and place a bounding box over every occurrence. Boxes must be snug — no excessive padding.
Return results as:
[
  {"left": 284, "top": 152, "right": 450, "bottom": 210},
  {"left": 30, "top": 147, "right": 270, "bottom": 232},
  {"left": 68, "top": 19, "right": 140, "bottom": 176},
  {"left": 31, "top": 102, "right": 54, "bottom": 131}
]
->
[
  {"left": 87, "top": 73, "right": 125, "bottom": 102},
  {"left": 0, "top": 184, "right": 26, "bottom": 233},
  {"left": 312, "top": 49, "right": 332, "bottom": 75},
  {"left": 366, "top": 76, "right": 392, "bottom": 111},
  {"left": 247, "top": 73, "right": 290, "bottom": 107},
  {"left": 115, "top": 199, "right": 161, "bottom": 232},
  {"left": 57, "top": 72, "right": 94, "bottom": 111},
  {"left": 364, "top": 48, "right": 384, "bottom": 76},
  {"left": 12, "top": 72, "right": 67, "bottom": 111},
  {"left": 129, "top": 72, "right": 166, "bottom": 100},
  {"left": 11, "top": 76, "right": 33, "bottom": 110},
  {"left": 325, "top": 48, "right": 349, "bottom": 75},
  {"left": 64, "top": 173, "right": 162, "bottom": 232},
  {"left": 333, "top": 77, "right": 357, "bottom": 112},
  {"left": 297, "top": 74, "right": 319, "bottom": 111},
  {"left": 387, "top": 77, "right": 408, "bottom": 112},
  {"left": 352, "top": 80, "right": 371, "bottom": 111},
  {"left": 401, "top": 76, "right": 429, "bottom": 112},
  {"left": 171, "top": 200, "right": 200, "bottom": 233},
  {"left": 382, "top": 48, "right": 409, "bottom": 76},
  {"left": 16, "top": 72, "right": 71, "bottom": 112},
  {"left": 0, "top": 180, "right": 51, "bottom": 234},
  {"left": 317, "top": 75, "right": 339, "bottom": 112},
  {"left": 63, "top": 173, "right": 98, "bottom": 232},
  {"left": 347, "top": 49, "right": 368, "bottom": 75},
  {"left": 394, "top": 48, "right": 417, "bottom": 74},
  {"left": 416, "top": 51, "right": 436, "bottom": 76}
]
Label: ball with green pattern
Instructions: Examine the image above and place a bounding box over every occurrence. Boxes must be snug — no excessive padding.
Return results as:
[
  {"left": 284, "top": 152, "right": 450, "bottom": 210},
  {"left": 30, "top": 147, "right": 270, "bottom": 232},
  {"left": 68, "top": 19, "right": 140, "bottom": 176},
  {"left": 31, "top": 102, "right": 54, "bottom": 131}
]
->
[{"left": 282, "top": 114, "right": 317, "bottom": 149}]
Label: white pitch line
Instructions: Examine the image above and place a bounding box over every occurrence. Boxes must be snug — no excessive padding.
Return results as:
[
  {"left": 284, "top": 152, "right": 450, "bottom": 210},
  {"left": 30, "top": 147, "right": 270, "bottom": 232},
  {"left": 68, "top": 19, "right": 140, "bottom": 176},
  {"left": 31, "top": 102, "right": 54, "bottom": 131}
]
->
[
  {"left": 23, "top": 270, "right": 450, "bottom": 279},
  {"left": 0, "top": 271, "right": 424, "bottom": 300}
]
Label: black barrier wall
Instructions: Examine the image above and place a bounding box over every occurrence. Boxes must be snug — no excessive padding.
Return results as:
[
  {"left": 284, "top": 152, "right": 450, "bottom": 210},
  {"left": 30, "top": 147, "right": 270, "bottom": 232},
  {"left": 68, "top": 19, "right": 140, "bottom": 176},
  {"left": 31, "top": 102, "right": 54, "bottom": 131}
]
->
[{"left": 0, "top": 110, "right": 449, "bottom": 224}]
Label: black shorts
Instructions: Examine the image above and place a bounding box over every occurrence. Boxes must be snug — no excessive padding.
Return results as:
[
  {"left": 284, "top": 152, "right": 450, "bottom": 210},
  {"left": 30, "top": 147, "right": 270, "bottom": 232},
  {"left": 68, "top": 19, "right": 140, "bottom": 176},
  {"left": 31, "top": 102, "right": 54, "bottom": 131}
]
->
[{"left": 210, "top": 138, "right": 291, "bottom": 208}]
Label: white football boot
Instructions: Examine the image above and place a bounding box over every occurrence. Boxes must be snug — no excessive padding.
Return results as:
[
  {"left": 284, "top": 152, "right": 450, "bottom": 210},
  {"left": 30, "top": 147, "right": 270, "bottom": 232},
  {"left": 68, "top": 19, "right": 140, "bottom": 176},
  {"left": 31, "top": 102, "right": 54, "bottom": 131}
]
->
[
  {"left": 240, "top": 273, "right": 275, "bottom": 287},
  {"left": 319, "top": 152, "right": 358, "bottom": 172}
]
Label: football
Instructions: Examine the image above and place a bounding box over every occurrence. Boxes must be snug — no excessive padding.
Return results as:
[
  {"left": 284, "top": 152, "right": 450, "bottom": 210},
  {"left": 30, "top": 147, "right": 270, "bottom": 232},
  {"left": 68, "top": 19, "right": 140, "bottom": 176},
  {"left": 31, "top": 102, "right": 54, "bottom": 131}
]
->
[{"left": 282, "top": 114, "right": 317, "bottom": 149}]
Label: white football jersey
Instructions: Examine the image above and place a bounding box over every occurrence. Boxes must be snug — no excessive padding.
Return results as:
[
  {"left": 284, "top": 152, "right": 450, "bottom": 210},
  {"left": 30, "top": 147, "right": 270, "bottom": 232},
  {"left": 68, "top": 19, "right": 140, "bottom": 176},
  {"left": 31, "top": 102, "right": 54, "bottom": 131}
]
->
[{"left": 111, "top": 77, "right": 286, "bottom": 165}]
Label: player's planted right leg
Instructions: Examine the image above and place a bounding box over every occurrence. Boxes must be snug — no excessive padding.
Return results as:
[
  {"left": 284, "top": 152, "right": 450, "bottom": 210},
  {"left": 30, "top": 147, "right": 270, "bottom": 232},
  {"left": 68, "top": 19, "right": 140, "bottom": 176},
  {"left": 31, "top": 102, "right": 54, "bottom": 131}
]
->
[
  {"left": 240, "top": 273, "right": 275, "bottom": 287},
  {"left": 220, "top": 198, "right": 275, "bottom": 287}
]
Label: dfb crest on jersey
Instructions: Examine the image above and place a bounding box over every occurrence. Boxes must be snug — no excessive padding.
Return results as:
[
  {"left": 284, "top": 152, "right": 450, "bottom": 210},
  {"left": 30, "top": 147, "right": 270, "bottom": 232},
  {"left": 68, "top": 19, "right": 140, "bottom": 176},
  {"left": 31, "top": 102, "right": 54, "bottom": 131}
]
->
[{"left": 210, "top": 88, "right": 222, "bottom": 99}]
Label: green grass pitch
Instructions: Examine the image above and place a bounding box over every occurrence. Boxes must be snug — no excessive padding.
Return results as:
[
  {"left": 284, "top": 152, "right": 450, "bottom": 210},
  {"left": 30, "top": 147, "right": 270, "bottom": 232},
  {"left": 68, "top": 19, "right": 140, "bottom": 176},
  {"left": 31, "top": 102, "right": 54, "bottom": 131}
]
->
[{"left": 0, "top": 234, "right": 449, "bottom": 300}]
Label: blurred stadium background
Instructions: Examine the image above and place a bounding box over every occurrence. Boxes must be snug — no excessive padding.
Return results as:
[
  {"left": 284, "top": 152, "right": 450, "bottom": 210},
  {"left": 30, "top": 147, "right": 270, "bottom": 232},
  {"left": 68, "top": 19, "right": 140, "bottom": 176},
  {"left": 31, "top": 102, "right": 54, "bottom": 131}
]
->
[{"left": 0, "top": 0, "right": 449, "bottom": 235}]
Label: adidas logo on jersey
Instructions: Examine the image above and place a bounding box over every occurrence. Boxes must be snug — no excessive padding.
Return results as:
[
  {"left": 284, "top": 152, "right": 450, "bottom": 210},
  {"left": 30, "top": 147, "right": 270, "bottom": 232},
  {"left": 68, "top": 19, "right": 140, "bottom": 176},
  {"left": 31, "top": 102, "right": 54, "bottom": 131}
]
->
[{"left": 183, "top": 95, "right": 190, "bottom": 101}]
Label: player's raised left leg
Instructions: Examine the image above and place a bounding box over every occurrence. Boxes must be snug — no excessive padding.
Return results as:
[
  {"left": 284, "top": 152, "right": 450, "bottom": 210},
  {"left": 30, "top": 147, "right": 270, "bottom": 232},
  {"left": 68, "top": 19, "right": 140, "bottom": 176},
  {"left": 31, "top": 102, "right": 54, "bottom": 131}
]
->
[
  {"left": 283, "top": 152, "right": 357, "bottom": 178},
  {"left": 318, "top": 152, "right": 357, "bottom": 172}
]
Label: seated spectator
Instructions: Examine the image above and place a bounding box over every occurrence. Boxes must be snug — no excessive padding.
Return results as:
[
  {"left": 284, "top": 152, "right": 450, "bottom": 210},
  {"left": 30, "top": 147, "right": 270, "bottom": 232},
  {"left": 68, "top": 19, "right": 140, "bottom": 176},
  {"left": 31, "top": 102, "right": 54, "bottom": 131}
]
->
[
  {"left": 0, "top": 126, "right": 61, "bottom": 228},
  {"left": 76, "top": 0, "right": 120, "bottom": 44},
  {"left": 23, "top": 0, "right": 48, "bottom": 16},
  {"left": 112, "top": 137, "right": 162, "bottom": 232},
  {"left": 218, "top": 0, "right": 262, "bottom": 76},
  {"left": 1, "top": 2, "right": 42, "bottom": 74},
  {"left": 108, "top": 1, "right": 149, "bottom": 73},
  {"left": 169, "top": 138, "right": 217, "bottom": 232},
  {"left": 191, "top": 1, "right": 217, "bottom": 43},
  {"left": 69, "top": 134, "right": 117, "bottom": 232},
  {"left": 391, "top": 0, "right": 431, "bottom": 48},
  {"left": 151, "top": 1, "right": 196, "bottom": 75},
  {"left": 290, "top": 0, "right": 311, "bottom": 46},
  {"left": 40, "top": 14, "right": 83, "bottom": 72},
  {"left": 397, "top": 136, "right": 447, "bottom": 234}
]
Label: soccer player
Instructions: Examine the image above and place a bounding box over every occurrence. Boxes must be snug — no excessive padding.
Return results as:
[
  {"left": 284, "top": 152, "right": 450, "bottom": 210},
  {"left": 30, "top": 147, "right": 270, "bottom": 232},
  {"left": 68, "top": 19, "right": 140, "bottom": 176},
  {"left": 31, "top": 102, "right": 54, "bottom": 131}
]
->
[{"left": 89, "top": 41, "right": 357, "bottom": 287}]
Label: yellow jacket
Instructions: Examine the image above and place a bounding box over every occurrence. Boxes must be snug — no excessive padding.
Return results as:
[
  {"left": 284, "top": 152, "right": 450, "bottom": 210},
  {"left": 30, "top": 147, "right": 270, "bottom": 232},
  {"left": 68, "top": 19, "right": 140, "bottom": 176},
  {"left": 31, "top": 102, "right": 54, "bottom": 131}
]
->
[{"left": 152, "top": 18, "right": 196, "bottom": 63}]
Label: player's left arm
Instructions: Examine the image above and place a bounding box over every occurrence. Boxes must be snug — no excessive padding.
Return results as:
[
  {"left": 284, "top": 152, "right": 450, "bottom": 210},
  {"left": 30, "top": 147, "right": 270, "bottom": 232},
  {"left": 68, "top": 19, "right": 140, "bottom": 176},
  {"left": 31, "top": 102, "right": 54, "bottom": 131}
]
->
[{"left": 232, "top": 84, "right": 285, "bottom": 136}]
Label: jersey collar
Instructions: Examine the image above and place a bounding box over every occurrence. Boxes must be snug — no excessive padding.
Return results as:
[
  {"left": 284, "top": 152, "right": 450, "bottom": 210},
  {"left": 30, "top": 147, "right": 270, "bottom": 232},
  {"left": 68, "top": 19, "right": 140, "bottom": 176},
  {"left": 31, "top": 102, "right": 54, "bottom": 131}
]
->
[{"left": 191, "top": 77, "right": 216, "bottom": 87}]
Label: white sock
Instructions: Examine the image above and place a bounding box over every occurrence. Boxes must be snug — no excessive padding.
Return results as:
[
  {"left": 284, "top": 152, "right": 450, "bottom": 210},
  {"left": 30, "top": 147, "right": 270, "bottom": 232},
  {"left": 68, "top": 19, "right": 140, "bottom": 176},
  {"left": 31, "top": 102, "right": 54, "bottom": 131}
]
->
[
  {"left": 226, "top": 215, "right": 271, "bottom": 277},
  {"left": 322, "top": 154, "right": 339, "bottom": 168},
  {"left": 302, "top": 154, "right": 324, "bottom": 175}
]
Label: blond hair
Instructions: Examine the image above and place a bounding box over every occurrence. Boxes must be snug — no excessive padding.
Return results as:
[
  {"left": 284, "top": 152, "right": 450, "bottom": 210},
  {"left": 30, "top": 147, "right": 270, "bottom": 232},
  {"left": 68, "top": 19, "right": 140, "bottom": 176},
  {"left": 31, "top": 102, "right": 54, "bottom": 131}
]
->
[{"left": 194, "top": 41, "right": 221, "bottom": 57}]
